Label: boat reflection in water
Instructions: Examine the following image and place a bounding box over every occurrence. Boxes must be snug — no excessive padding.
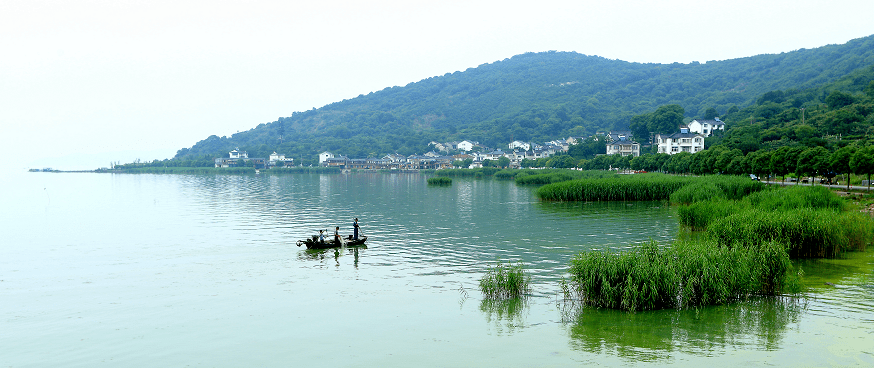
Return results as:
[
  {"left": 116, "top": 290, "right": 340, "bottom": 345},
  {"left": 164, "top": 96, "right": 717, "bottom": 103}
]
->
[{"left": 297, "top": 244, "right": 367, "bottom": 268}]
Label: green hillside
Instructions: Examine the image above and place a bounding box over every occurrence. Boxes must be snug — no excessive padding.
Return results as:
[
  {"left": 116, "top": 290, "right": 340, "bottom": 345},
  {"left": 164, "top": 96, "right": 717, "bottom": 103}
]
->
[{"left": 171, "top": 34, "right": 874, "bottom": 166}]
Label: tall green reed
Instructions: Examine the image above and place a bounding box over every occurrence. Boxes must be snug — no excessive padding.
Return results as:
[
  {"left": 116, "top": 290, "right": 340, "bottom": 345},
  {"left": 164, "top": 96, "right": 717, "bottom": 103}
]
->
[{"left": 480, "top": 261, "right": 531, "bottom": 299}]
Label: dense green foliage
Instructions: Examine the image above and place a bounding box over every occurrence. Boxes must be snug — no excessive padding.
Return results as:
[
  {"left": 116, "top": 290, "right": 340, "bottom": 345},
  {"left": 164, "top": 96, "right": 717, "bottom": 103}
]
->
[
  {"left": 563, "top": 240, "right": 800, "bottom": 311},
  {"left": 479, "top": 261, "right": 531, "bottom": 299},
  {"left": 166, "top": 35, "right": 874, "bottom": 165}
]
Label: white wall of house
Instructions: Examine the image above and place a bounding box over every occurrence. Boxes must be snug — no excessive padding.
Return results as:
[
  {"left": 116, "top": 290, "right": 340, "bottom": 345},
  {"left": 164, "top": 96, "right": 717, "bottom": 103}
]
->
[
  {"left": 606, "top": 140, "right": 641, "bottom": 157},
  {"left": 319, "top": 151, "right": 334, "bottom": 164},
  {"left": 508, "top": 140, "right": 530, "bottom": 151},
  {"left": 457, "top": 141, "right": 474, "bottom": 151},
  {"left": 655, "top": 133, "right": 705, "bottom": 154},
  {"left": 688, "top": 118, "right": 725, "bottom": 137}
]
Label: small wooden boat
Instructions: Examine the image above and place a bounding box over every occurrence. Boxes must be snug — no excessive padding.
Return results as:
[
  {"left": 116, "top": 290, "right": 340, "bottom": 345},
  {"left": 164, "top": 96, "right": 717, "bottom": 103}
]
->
[{"left": 297, "top": 235, "right": 367, "bottom": 249}]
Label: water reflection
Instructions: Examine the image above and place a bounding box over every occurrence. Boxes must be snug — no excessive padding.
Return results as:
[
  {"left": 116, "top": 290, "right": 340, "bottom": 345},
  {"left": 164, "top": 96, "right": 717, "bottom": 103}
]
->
[
  {"left": 564, "top": 297, "right": 806, "bottom": 362},
  {"left": 480, "top": 297, "right": 529, "bottom": 336},
  {"left": 296, "top": 246, "right": 368, "bottom": 268}
]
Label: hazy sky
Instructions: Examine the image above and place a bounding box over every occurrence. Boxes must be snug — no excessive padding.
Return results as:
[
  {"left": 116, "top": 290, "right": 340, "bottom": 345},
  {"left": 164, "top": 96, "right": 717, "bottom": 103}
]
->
[{"left": 3, "top": 0, "right": 874, "bottom": 170}]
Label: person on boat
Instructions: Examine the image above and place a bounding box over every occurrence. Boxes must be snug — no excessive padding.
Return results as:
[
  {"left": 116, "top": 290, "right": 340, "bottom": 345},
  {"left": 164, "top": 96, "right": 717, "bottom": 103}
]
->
[
  {"left": 334, "top": 226, "right": 341, "bottom": 243},
  {"left": 353, "top": 218, "right": 360, "bottom": 240},
  {"left": 318, "top": 230, "right": 325, "bottom": 243}
]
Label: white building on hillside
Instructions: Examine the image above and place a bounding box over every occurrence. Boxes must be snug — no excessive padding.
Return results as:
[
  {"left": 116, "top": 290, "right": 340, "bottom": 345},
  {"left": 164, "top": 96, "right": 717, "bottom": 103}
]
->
[
  {"left": 606, "top": 136, "right": 640, "bottom": 157},
  {"left": 269, "top": 152, "right": 294, "bottom": 167},
  {"left": 229, "top": 148, "right": 248, "bottom": 159},
  {"left": 688, "top": 118, "right": 725, "bottom": 137},
  {"left": 508, "top": 140, "right": 531, "bottom": 151},
  {"left": 319, "top": 151, "right": 335, "bottom": 164},
  {"left": 654, "top": 127, "right": 706, "bottom": 155},
  {"left": 457, "top": 140, "right": 476, "bottom": 152}
]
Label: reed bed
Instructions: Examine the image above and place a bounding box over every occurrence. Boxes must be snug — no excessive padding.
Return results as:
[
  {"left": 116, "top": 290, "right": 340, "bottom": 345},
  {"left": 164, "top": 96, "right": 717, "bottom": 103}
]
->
[
  {"left": 436, "top": 167, "right": 501, "bottom": 177},
  {"left": 514, "top": 169, "right": 617, "bottom": 185},
  {"left": 479, "top": 261, "right": 531, "bottom": 299},
  {"left": 537, "top": 174, "right": 764, "bottom": 202},
  {"left": 537, "top": 174, "right": 691, "bottom": 201},
  {"left": 705, "top": 208, "right": 874, "bottom": 258},
  {"left": 669, "top": 182, "right": 727, "bottom": 204},
  {"left": 675, "top": 198, "right": 744, "bottom": 231},
  {"left": 427, "top": 177, "right": 452, "bottom": 185},
  {"left": 744, "top": 185, "right": 847, "bottom": 212},
  {"left": 563, "top": 240, "right": 800, "bottom": 311},
  {"left": 675, "top": 185, "right": 866, "bottom": 257},
  {"left": 515, "top": 172, "right": 577, "bottom": 185}
]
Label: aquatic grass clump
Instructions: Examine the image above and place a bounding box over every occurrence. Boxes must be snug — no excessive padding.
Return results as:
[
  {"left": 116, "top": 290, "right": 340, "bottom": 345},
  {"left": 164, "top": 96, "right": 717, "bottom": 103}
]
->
[
  {"left": 479, "top": 261, "right": 531, "bottom": 299},
  {"left": 427, "top": 177, "right": 452, "bottom": 185},
  {"left": 564, "top": 241, "right": 679, "bottom": 311},
  {"left": 564, "top": 240, "right": 801, "bottom": 311}
]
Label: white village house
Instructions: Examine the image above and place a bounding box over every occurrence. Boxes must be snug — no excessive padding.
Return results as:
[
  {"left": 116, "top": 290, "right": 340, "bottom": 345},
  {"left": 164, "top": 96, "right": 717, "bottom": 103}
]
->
[
  {"left": 508, "top": 140, "right": 531, "bottom": 151},
  {"left": 605, "top": 135, "right": 641, "bottom": 157},
  {"left": 319, "top": 151, "right": 335, "bottom": 164},
  {"left": 687, "top": 118, "right": 725, "bottom": 137},
  {"left": 654, "top": 127, "right": 706, "bottom": 155},
  {"left": 456, "top": 140, "right": 476, "bottom": 152}
]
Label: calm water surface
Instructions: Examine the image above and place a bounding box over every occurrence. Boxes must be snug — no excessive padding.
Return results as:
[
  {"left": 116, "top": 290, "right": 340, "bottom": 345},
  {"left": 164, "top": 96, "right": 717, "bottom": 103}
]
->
[{"left": 1, "top": 172, "right": 872, "bottom": 367}]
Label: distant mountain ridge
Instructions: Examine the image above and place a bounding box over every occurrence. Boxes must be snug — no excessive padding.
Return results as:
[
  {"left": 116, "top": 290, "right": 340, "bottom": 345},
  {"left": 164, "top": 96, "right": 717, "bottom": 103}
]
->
[{"left": 175, "top": 34, "right": 874, "bottom": 164}]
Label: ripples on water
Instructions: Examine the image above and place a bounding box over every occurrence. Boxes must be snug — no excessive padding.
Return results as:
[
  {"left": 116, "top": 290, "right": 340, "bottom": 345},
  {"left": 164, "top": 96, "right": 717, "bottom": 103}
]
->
[
  {"left": 175, "top": 174, "right": 680, "bottom": 291},
  {"left": 3, "top": 172, "right": 873, "bottom": 367}
]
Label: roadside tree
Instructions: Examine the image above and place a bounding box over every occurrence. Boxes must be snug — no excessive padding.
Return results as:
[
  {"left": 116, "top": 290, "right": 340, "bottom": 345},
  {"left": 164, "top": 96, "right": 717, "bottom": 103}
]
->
[{"left": 850, "top": 145, "right": 874, "bottom": 191}]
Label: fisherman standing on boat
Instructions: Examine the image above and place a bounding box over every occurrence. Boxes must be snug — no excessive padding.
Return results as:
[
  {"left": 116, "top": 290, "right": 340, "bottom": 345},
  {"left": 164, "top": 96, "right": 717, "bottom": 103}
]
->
[
  {"left": 353, "top": 218, "right": 360, "bottom": 240},
  {"left": 318, "top": 230, "right": 325, "bottom": 243},
  {"left": 334, "top": 226, "right": 341, "bottom": 243}
]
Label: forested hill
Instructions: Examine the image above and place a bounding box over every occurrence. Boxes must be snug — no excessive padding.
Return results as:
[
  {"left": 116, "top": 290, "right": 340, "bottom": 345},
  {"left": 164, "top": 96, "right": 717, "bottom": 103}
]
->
[{"left": 175, "top": 34, "right": 874, "bottom": 165}]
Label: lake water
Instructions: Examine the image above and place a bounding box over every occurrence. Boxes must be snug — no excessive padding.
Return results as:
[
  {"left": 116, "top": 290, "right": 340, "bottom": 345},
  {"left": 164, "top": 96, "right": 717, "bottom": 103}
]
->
[{"left": 2, "top": 172, "right": 872, "bottom": 367}]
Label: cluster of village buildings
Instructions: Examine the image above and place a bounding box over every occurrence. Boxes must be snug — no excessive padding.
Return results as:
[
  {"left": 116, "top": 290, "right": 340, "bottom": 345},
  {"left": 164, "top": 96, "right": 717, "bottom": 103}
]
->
[{"left": 214, "top": 118, "right": 724, "bottom": 170}]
